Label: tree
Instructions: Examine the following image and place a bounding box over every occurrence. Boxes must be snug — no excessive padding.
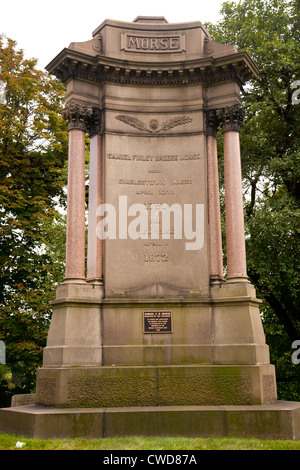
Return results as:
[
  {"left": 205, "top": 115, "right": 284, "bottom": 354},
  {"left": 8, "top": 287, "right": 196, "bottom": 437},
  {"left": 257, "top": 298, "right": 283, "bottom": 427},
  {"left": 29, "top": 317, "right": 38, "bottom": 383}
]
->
[
  {"left": 0, "top": 36, "right": 68, "bottom": 405},
  {"left": 206, "top": 0, "right": 300, "bottom": 399}
]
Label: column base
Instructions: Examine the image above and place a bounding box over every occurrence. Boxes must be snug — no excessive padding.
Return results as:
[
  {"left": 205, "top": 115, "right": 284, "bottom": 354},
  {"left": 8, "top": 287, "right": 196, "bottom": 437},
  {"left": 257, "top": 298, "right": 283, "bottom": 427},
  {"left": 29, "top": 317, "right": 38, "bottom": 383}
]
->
[
  {"left": 44, "top": 282, "right": 104, "bottom": 367},
  {"left": 226, "top": 275, "right": 251, "bottom": 284},
  {"left": 210, "top": 274, "right": 225, "bottom": 285},
  {"left": 62, "top": 277, "right": 87, "bottom": 285}
]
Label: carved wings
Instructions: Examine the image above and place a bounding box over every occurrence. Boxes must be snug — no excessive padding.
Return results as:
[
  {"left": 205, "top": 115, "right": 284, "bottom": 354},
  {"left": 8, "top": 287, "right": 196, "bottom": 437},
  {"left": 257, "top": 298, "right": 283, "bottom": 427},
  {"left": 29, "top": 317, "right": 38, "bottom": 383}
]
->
[
  {"left": 116, "top": 115, "right": 151, "bottom": 133},
  {"left": 158, "top": 116, "right": 192, "bottom": 132},
  {"left": 115, "top": 115, "right": 192, "bottom": 134}
]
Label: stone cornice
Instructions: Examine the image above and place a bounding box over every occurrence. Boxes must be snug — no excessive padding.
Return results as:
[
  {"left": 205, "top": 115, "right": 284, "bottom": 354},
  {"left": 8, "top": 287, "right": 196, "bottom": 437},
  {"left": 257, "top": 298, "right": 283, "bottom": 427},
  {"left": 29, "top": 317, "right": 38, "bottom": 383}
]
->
[{"left": 46, "top": 49, "right": 258, "bottom": 87}]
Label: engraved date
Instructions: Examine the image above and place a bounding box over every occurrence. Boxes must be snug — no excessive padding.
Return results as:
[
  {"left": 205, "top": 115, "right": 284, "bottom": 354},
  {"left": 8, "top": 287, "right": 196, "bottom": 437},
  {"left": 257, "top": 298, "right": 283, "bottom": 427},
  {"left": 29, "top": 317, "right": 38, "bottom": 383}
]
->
[{"left": 144, "top": 253, "right": 168, "bottom": 262}]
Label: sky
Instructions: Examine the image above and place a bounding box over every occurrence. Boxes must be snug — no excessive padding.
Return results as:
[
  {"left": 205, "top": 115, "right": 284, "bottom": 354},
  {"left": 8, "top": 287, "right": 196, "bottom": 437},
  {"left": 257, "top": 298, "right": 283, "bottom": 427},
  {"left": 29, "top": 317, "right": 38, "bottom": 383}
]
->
[{"left": 0, "top": 0, "right": 231, "bottom": 70}]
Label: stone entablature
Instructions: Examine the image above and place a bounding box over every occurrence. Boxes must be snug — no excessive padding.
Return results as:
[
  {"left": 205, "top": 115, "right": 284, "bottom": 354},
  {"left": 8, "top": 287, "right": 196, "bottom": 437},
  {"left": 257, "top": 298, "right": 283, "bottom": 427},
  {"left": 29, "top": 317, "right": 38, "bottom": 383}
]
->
[
  {"left": 46, "top": 17, "right": 258, "bottom": 88},
  {"left": 47, "top": 49, "right": 256, "bottom": 87}
]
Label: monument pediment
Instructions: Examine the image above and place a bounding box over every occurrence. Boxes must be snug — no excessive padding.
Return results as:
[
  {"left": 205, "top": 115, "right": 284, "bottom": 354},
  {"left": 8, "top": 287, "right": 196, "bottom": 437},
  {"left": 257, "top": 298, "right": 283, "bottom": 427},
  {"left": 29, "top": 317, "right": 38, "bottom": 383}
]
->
[{"left": 46, "top": 17, "right": 258, "bottom": 86}]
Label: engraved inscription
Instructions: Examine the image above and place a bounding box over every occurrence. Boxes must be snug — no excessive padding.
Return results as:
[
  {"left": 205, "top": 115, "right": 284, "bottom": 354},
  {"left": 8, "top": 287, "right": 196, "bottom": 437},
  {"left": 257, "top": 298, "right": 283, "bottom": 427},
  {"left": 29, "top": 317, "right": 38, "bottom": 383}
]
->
[
  {"left": 96, "top": 195, "right": 204, "bottom": 251},
  {"left": 144, "top": 311, "right": 172, "bottom": 333},
  {"left": 103, "top": 150, "right": 204, "bottom": 251},
  {"left": 144, "top": 253, "right": 168, "bottom": 262},
  {"left": 121, "top": 33, "right": 186, "bottom": 53},
  {"left": 104, "top": 132, "right": 206, "bottom": 293},
  {"left": 118, "top": 179, "right": 166, "bottom": 185},
  {"left": 107, "top": 153, "right": 200, "bottom": 161}
]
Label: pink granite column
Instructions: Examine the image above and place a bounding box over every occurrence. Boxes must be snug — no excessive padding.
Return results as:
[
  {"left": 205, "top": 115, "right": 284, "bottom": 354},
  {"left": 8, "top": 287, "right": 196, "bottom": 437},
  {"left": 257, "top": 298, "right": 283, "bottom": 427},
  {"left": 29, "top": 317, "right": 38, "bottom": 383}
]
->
[
  {"left": 206, "top": 110, "right": 224, "bottom": 284},
  {"left": 218, "top": 105, "right": 249, "bottom": 282},
  {"left": 62, "top": 103, "right": 92, "bottom": 282},
  {"left": 87, "top": 109, "right": 104, "bottom": 286}
]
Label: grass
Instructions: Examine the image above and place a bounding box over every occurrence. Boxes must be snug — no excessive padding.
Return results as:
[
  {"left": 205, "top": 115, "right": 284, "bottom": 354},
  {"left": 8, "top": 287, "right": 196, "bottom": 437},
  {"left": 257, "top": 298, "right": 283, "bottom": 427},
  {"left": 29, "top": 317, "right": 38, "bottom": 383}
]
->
[{"left": 0, "top": 433, "right": 300, "bottom": 450}]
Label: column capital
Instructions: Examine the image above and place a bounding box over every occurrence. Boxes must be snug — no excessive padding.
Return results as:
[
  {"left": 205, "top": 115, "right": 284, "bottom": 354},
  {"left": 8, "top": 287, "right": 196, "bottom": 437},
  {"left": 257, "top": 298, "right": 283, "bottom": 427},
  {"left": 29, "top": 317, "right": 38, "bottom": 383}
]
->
[
  {"left": 62, "top": 102, "right": 93, "bottom": 131},
  {"left": 88, "top": 107, "right": 103, "bottom": 137},
  {"left": 216, "top": 104, "right": 244, "bottom": 133},
  {"left": 205, "top": 109, "right": 219, "bottom": 139},
  {"left": 62, "top": 103, "right": 103, "bottom": 136}
]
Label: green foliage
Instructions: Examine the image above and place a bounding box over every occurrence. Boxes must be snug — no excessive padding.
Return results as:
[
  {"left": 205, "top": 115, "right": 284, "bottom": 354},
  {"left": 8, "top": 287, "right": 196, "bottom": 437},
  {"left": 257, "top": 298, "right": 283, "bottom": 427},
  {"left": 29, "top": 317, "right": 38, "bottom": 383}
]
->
[{"left": 0, "top": 36, "right": 68, "bottom": 405}]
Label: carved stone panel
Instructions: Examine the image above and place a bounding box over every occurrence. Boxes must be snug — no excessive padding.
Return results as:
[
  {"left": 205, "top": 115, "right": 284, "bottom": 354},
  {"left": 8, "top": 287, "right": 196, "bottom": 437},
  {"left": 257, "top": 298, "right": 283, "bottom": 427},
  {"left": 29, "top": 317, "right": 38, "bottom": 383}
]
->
[{"left": 102, "top": 109, "right": 209, "bottom": 297}]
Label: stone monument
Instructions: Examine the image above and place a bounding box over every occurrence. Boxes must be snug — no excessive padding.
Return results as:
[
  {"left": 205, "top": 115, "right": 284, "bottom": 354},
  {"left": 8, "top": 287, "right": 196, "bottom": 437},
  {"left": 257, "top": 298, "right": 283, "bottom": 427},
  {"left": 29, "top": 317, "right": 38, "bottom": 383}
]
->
[{"left": 1, "top": 17, "right": 299, "bottom": 439}]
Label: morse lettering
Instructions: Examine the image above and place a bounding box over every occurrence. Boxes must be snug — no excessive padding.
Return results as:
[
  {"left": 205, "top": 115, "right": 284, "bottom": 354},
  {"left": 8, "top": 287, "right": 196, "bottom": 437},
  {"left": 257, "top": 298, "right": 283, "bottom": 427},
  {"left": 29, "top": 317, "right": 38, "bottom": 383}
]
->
[
  {"left": 121, "top": 33, "right": 186, "bottom": 53},
  {"left": 128, "top": 36, "right": 179, "bottom": 51}
]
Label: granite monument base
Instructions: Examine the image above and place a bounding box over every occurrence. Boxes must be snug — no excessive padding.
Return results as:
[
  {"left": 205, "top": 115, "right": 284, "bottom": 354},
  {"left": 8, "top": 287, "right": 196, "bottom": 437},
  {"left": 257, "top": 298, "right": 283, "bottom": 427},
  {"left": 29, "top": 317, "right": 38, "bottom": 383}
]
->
[
  {"left": 1, "top": 282, "right": 298, "bottom": 439},
  {"left": 34, "top": 364, "right": 277, "bottom": 408},
  {"left": 0, "top": 402, "right": 299, "bottom": 440},
  {"left": 32, "top": 281, "right": 277, "bottom": 408},
  {"left": 41, "top": 282, "right": 273, "bottom": 369}
]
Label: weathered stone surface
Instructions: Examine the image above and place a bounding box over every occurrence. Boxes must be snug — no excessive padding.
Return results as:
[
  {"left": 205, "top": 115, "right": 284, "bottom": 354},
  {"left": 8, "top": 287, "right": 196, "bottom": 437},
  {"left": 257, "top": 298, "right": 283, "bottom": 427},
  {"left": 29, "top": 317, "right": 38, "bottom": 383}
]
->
[
  {"left": 35, "top": 364, "right": 277, "bottom": 408},
  {"left": 1, "top": 402, "right": 299, "bottom": 440}
]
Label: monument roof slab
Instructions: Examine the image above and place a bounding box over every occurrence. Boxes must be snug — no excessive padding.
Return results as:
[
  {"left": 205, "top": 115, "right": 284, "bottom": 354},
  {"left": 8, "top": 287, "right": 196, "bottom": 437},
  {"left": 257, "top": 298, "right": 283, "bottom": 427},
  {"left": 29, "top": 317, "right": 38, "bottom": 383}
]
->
[{"left": 46, "top": 17, "right": 258, "bottom": 86}]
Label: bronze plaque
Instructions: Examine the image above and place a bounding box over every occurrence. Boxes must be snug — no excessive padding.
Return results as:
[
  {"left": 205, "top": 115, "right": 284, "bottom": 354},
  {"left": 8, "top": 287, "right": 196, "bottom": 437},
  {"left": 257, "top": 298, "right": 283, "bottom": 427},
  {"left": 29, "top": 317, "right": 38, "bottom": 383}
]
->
[{"left": 143, "top": 310, "right": 172, "bottom": 333}]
